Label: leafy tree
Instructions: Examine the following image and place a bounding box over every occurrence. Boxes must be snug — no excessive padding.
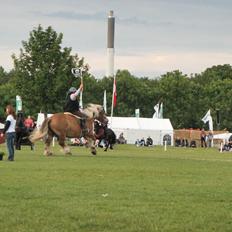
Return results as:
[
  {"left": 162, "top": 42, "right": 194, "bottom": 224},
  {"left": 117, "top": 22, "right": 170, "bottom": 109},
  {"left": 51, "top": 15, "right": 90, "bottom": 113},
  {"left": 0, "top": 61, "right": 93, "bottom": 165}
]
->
[
  {"left": 12, "top": 25, "right": 89, "bottom": 115},
  {"left": 0, "top": 66, "right": 9, "bottom": 84},
  {"left": 158, "top": 70, "right": 194, "bottom": 128}
]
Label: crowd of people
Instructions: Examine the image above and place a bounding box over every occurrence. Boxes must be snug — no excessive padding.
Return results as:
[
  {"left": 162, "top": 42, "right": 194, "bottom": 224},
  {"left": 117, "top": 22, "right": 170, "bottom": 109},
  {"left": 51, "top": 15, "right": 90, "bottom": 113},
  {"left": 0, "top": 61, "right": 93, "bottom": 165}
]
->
[
  {"left": 175, "top": 129, "right": 213, "bottom": 148},
  {"left": 220, "top": 135, "right": 232, "bottom": 152},
  {"left": 135, "top": 136, "right": 153, "bottom": 147}
]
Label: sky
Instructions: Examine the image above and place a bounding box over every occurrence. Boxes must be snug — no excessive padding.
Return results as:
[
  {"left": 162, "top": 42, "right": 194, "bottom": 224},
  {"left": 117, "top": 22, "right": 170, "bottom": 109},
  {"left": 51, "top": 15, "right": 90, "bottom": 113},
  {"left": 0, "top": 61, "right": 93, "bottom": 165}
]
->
[{"left": 1, "top": 0, "right": 232, "bottom": 78}]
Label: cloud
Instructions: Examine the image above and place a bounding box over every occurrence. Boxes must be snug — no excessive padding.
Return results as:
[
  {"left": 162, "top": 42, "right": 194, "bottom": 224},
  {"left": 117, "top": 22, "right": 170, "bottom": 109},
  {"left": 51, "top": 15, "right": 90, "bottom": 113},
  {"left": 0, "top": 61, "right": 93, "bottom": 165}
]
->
[{"left": 38, "top": 11, "right": 105, "bottom": 21}]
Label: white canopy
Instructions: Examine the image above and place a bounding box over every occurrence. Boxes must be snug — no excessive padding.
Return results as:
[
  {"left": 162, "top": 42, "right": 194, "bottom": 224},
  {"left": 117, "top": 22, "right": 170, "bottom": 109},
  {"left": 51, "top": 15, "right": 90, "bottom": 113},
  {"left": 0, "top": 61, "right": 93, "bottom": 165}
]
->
[
  {"left": 213, "top": 133, "right": 232, "bottom": 141},
  {"left": 108, "top": 117, "right": 173, "bottom": 145},
  {"left": 36, "top": 113, "right": 53, "bottom": 128}
]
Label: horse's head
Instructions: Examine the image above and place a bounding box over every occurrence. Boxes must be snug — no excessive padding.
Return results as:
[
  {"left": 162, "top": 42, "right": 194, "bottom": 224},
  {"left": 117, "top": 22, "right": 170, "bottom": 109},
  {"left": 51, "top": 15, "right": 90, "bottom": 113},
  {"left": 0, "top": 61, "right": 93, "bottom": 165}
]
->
[{"left": 84, "top": 104, "right": 108, "bottom": 125}]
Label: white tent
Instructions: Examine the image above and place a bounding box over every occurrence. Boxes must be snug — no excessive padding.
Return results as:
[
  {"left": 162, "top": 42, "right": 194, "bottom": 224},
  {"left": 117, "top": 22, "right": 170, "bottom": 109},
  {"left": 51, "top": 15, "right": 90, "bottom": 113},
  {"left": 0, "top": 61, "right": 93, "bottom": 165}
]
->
[
  {"left": 213, "top": 133, "right": 232, "bottom": 141},
  {"left": 36, "top": 113, "right": 53, "bottom": 128},
  {"left": 108, "top": 117, "right": 174, "bottom": 145}
]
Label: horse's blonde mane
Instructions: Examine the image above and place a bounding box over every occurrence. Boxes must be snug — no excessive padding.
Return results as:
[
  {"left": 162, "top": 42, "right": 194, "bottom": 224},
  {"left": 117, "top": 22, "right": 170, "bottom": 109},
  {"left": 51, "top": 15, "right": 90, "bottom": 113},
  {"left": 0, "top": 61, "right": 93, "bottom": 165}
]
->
[{"left": 83, "top": 103, "right": 103, "bottom": 118}]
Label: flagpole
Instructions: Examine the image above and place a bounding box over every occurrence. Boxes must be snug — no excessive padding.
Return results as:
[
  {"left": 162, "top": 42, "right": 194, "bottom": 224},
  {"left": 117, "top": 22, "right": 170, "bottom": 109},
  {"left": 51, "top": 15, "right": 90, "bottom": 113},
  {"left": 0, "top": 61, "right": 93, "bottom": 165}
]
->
[
  {"left": 110, "top": 75, "right": 115, "bottom": 125},
  {"left": 103, "top": 90, "right": 107, "bottom": 114}
]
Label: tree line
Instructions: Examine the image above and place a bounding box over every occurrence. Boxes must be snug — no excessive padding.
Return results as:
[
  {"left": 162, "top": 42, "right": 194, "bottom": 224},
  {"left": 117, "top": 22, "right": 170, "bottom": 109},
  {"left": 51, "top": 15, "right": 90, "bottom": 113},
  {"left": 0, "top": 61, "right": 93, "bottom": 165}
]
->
[{"left": 0, "top": 25, "right": 232, "bottom": 130}]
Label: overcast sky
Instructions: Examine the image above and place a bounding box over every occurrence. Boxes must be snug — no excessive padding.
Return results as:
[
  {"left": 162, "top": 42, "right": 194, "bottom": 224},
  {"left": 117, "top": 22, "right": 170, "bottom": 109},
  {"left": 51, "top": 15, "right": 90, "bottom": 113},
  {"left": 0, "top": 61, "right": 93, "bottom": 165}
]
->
[{"left": 1, "top": 0, "right": 232, "bottom": 78}]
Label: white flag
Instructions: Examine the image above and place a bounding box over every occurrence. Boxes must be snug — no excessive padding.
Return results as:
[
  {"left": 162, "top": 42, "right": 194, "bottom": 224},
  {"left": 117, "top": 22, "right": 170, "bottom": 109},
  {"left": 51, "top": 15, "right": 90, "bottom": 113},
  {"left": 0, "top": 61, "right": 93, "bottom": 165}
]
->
[
  {"left": 208, "top": 116, "right": 213, "bottom": 131},
  {"left": 135, "top": 108, "right": 140, "bottom": 118},
  {"left": 202, "top": 110, "right": 211, "bottom": 123},
  {"left": 16, "top": 95, "right": 22, "bottom": 113},
  {"left": 158, "top": 102, "right": 163, "bottom": 119},
  {"left": 153, "top": 103, "right": 159, "bottom": 119},
  {"left": 202, "top": 110, "right": 213, "bottom": 131},
  {"left": 103, "top": 90, "right": 107, "bottom": 113}
]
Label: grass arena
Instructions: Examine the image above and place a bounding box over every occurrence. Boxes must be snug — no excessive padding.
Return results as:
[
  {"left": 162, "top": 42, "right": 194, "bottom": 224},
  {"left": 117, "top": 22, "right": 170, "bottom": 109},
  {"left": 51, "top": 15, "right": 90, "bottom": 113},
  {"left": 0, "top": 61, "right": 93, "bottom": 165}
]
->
[{"left": 0, "top": 143, "right": 232, "bottom": 232}]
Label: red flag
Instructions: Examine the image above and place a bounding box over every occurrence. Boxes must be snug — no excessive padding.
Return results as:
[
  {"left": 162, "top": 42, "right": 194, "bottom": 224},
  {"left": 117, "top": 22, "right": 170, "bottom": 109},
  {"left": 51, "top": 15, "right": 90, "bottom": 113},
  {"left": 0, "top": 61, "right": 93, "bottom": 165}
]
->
[{"left": 113, "top": 78, "right": 117, "bottom": 107}]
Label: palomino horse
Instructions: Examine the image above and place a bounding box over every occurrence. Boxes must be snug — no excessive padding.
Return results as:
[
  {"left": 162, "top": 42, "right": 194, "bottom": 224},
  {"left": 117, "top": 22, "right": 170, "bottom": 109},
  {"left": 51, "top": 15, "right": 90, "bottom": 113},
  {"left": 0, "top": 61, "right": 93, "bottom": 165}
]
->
[{"left": 30, "top": 104, "right": 108, "bottom": 156}]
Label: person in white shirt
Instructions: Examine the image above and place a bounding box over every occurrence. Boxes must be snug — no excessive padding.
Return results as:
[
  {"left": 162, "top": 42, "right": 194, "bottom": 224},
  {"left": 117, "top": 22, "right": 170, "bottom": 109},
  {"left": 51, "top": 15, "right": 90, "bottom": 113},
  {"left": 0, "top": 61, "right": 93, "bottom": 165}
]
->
[{"left": 0, "top": 105, "right": 16, "bottom": 161}]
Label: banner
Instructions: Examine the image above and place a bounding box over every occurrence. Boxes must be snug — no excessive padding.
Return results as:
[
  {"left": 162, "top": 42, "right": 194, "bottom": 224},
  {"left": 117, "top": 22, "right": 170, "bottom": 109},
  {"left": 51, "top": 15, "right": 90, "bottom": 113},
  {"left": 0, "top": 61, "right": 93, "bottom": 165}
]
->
[
  {"left": 16, "top": 95, "right": 22, "bottom": 113},
  {"left": 135, "top": 108, "right": 140, "bottom": 118},
  {"left": 113, "top": 78, "right": 117, "bottom": 107},
  {"left": 158, "top": 102, "right": 163, "bottom": 119},
  {"left": 201, "top": 109, "right": 213, "bottom": 131},
  {"left": 103, "top": 90, "right": 107, "bottom": 113},
  {"left": 202, "top": 110, "right": 211, "bottom": 123}
]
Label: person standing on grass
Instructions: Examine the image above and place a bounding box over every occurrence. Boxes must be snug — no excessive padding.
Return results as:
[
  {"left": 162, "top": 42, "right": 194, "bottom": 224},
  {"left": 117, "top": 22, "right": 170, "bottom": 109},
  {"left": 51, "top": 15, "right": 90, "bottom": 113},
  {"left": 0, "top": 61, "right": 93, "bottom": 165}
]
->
[
  {"left": 200, "top": 128, "right": 207, "bottom": 148},
  {"left": 0, "top": 105, "right": 16, "bottom": 161}
]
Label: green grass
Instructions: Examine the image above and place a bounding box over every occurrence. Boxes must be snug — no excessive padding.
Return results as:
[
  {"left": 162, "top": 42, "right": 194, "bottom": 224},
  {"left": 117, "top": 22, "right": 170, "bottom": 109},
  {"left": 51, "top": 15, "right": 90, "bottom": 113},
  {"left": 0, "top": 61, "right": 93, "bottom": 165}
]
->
[{"left": 0, "top": 143, "right": 232, "bottom": 232}]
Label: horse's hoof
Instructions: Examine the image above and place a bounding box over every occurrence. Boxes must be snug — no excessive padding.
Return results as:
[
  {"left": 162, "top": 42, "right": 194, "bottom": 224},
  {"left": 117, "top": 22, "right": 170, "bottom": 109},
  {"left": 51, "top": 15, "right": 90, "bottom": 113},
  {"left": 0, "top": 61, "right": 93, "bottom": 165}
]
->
[
  {"left": 65, "top": 152, "right": 72, "bottom": 156},
  {"left": 44, "top": 151, "right": 53, "bottom": 156},
  {"left": 91, "top": 150, "right": 97, "bottom": 155},
  {"left": 104, "top": 149, "right": 107, "bottom": 152}
]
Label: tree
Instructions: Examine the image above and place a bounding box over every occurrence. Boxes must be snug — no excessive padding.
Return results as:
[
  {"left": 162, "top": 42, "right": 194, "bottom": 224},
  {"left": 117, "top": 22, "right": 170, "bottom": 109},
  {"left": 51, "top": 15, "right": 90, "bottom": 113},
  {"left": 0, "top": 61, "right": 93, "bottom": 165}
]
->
[{"left": 12, "top": 25, "right": 89, "bottom": 115}]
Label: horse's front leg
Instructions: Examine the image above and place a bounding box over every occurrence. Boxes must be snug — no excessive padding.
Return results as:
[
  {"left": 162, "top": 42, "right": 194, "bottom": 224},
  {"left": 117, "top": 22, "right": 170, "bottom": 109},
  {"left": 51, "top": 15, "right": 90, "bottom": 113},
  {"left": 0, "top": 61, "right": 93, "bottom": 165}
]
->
[
  {"left": 104, "top": 140, "right": 109, "bottom": 152},
  {"left": 86, "top": 134, "right": 97, "bottom": 155}
]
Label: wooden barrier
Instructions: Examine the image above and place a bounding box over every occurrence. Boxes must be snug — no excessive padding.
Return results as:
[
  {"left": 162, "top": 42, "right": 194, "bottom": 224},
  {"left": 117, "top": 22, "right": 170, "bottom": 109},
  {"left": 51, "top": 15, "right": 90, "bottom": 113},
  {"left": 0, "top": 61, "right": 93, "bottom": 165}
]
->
[{"left": 174, "top": 129, "right": 228, "bottom": 147}]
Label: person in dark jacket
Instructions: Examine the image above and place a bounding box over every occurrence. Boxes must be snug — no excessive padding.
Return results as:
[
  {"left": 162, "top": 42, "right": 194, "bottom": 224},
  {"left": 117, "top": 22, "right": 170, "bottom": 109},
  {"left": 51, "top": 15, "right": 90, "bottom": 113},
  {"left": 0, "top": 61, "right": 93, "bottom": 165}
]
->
[{"left": 63, "top": 83, "right": 88, "bottom": 133}]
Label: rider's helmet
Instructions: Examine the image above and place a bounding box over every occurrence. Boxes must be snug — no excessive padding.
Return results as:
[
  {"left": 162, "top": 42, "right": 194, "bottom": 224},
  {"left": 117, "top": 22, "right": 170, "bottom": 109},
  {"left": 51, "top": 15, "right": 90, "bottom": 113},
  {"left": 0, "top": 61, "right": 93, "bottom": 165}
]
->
[{"left": 68, "top": 87, "right": 77, "bottom": 93}]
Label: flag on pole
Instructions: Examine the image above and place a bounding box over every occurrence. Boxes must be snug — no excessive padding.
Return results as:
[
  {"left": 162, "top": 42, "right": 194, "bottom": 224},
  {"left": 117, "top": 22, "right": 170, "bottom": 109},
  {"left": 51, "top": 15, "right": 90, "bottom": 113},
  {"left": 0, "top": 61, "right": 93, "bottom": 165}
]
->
[
  {"left": 202, "top": 110, "right": 211, "bottom": 123},
  {"left": 201, "top": 109, "right": 213, "bottom": 131},
  {"left": 135, "top": 108, "right": 140, "bottom": 118},
  {"left": 153, "top": 103, "right": 159, "bottom": 118},
  {"left": 113, "top": 77, "right": 117, "bottom": 107},
  {"left": 158, "top": 102, "right": 163, "bottom": 119},
  {"left": 16, "top": 95, "right": 22, "bottom": 113},
  {"left": 103, "top": 90, "right": 107, "bottom": 113},
  {"left": 110, "top": 76, "right": 117, "bottom": 119}
]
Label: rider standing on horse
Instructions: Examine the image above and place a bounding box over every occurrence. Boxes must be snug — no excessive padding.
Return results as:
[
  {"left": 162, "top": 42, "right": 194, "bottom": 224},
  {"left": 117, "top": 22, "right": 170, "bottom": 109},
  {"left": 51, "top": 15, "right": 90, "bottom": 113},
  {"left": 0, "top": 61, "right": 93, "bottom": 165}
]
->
[{"left": 63, "top": 83, "right": 88, "bottom": 133}]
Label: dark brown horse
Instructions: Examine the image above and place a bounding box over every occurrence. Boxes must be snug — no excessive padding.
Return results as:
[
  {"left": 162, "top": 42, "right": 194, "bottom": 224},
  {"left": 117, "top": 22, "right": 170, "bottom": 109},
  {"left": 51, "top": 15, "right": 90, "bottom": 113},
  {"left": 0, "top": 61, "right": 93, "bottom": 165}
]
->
[{"left": 30, "top": 104, "right": 108, "bottom": 156}]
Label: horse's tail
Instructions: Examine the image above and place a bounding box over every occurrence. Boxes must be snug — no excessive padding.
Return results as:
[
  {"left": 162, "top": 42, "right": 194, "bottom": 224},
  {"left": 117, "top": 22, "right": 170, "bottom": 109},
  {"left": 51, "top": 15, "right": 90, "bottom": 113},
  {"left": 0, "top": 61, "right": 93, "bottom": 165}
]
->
[
  {"left": 29, "top": 118, "right": 50, "bottom": 143},
  {"left": 107, "top": 128, "right": 116, "bottom": 144},
  {"left": 112, "top": 131, "right": 116, "bottom": 144}
]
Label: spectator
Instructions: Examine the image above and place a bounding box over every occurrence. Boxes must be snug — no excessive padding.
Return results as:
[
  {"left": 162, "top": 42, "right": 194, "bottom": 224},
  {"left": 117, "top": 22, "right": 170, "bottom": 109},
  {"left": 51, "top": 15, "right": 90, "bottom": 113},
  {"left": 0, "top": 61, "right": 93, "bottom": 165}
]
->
[
  {"left": 140, "top": 137, "right": 145, "bottom": 146},
  {"left": 181, "top": 138, "right": 189, "bottom": 147},
  {"left": 207, "top": 131, "right": 213, "bottom": 147},
  {"left": 190, "top": 140, "right": 197, "bottom": 148},
  {"left": 146, "top": 136, "right": 153, "bottom": 146},
  {"left": 175, "top": 137, "right": 181, "bottom": 147},
  {"left": 24, "top": 115, "right": 34, "bottom": 130},
  {"left": 0, "top": 105, "right": 16, "bottom": 161},
  {"left": 118, "top": 133, "right": 127, "bottom": 144},
  {"left": 135, "top": 138, "right": 145, "bottom": 147},
  {"left": 200, "top": 128, "right": 207, "bottom": 148}
]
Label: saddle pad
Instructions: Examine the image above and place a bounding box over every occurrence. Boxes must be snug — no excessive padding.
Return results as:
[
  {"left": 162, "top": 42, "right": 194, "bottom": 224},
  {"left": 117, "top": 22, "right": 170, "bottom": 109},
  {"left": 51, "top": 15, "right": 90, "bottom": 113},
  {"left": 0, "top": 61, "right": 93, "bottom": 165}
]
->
[{"left": 63, "top": 112, "right": 81, "bottom": 119}]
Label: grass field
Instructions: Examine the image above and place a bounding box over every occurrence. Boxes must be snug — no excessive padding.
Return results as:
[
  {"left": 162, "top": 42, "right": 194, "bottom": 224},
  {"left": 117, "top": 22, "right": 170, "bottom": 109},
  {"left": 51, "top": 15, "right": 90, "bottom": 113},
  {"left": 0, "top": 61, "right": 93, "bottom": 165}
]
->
[{"left": 0, "top": 143, "right": 232, "bottom": 232}]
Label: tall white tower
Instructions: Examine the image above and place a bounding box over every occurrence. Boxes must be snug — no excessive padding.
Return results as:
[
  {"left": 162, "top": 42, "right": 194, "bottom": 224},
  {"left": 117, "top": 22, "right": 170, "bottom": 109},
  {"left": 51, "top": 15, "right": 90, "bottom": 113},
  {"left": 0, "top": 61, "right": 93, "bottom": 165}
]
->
[{"left": 106, "top": 10, "right": 115, "bottom": 77}]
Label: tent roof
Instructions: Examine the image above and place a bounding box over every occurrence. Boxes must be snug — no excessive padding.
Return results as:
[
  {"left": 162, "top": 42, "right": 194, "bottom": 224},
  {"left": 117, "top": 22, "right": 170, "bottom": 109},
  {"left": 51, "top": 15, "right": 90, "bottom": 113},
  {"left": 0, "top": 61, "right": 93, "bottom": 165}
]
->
[
  {"left": 108, "top": 117, "right": 173, "bottom": 131},
  {"left": 213, "top": 133, "right": 232, "bottom": 140}
]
